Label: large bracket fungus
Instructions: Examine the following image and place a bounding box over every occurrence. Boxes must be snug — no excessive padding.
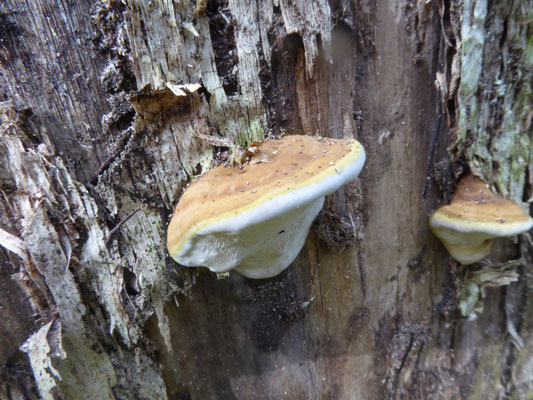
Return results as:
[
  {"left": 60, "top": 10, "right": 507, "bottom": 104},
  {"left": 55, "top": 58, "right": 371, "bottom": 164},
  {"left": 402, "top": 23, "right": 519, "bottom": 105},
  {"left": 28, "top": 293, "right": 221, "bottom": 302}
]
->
[
  {"left": 167, "top": 135, "right": 366, "bottom": 279},
  {"left": 429, "top": 174, "right": 533, "bottom": 265}
]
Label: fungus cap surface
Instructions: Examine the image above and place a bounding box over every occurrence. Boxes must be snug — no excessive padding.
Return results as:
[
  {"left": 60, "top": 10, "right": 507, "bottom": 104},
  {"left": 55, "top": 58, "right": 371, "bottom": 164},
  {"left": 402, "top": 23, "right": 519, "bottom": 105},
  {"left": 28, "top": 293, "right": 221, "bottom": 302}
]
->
[
  {"left": 167, "top": 135, "right": 365, "bottom": 278},
  {"left": 429, "top": 174, "right": 533, "bottom": 264}
]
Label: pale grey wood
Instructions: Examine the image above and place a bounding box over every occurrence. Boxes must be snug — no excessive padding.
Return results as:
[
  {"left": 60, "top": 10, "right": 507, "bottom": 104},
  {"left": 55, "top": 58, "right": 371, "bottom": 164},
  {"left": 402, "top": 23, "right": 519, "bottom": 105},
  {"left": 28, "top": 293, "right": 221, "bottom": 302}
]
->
[{"left": 0, "top": 0, "right": 532, "bottom": 398}]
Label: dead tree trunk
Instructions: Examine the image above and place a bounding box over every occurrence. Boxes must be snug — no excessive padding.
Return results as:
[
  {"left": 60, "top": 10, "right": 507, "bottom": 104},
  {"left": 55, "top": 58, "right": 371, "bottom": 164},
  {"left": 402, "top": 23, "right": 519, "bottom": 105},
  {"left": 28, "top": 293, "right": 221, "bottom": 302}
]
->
[{"left": 0, "top": 0, "right": 532, "bottom": 399}]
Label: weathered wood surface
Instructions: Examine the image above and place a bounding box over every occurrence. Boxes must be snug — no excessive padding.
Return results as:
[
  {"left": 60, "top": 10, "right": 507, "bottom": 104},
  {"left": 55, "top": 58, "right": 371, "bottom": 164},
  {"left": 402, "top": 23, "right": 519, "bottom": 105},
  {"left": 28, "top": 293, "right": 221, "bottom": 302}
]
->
[{"left": 0, "top": 0, "right": 532, "bottom": 399}]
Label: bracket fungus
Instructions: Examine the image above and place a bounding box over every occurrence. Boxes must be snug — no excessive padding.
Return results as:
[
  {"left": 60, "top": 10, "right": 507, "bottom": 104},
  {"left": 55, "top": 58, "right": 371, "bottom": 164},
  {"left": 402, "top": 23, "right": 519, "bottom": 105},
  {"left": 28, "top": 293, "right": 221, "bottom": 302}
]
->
[
  {"left": 429, "top": 174, "right": 533, "bottom": 265},
  {"left": 167, "top": 135, "right": 365, "bottom": 279}
]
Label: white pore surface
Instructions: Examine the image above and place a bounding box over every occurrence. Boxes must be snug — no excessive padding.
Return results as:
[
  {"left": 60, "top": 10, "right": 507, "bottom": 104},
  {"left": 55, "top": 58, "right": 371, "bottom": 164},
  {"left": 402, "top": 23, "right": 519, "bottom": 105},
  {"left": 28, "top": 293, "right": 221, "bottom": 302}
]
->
[
  {"left": 177, "top": 145, "right": 365, "bottom": 278},
  {"left": 181, "top": 198, "right": 323, "bottom": 278},
  {"left": 432, "top": 217, "right": 533, "bottom": 265}
]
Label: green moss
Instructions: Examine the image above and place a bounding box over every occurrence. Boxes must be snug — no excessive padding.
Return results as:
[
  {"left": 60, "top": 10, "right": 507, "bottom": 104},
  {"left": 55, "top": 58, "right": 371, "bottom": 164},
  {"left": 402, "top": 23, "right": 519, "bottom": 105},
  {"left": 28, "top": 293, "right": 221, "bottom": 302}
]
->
[
  {"left": 459, "top": 278, "right": 480, "bottom": 318},
  {"left": 467, "top": 342, "right": 505, "bottom": 399},
  {"left": 208, "top": 93, "right": 267, "bottom": 150}
]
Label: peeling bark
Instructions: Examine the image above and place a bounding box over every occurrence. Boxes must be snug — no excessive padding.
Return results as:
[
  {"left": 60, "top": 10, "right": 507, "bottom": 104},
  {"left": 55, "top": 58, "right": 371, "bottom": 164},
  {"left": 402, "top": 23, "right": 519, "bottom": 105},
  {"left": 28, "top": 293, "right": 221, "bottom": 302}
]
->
[{"left": 0, "top": 0, "right": 532, "bottom": 399}]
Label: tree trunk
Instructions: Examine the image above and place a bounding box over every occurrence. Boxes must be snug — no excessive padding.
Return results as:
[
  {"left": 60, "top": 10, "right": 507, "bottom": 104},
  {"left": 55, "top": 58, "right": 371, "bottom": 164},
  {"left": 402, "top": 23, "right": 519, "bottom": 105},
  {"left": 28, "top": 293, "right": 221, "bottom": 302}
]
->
[{"left": 0, "top": 0, "right": 531, "bottom": 399}]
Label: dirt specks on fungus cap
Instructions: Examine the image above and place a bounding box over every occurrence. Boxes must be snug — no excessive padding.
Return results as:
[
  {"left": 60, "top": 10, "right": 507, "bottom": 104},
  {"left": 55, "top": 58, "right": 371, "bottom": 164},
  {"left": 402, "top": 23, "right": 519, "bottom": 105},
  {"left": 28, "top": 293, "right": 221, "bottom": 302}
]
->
[
  {"left": 429, "top": 174, "right": 533, "bottom": 265},
  {"left": 167, "top": 135, "right": 365, "bottom": 279}
]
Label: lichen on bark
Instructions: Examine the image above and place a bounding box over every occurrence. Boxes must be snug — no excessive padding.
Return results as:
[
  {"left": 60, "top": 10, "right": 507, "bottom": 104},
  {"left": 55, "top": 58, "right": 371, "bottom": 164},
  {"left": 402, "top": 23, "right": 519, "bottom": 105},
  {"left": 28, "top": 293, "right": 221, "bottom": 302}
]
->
[{"left": 453, "top": 0, "right": 532, "bottom": 202}]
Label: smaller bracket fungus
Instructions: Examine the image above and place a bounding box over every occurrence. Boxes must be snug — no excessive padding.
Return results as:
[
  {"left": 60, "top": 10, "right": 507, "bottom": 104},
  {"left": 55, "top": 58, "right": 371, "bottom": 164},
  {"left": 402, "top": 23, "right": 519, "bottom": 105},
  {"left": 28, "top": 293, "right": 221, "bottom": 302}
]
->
[
  {"left": 167, "top": 135, "right": 365, "bottom": 279},
  {"left": 429, "top": 174, "right": 533, "bottom": 265}
]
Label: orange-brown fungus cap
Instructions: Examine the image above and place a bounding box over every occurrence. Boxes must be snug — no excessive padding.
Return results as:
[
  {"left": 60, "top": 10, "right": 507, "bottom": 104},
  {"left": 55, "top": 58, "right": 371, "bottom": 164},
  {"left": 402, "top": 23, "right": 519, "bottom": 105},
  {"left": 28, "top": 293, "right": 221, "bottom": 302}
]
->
[
  {"left": 429, "top": 174, "right": 533, "bottom": 264},
  {"left": 167, "top": 135, "right": 365, "bottom": 278}
]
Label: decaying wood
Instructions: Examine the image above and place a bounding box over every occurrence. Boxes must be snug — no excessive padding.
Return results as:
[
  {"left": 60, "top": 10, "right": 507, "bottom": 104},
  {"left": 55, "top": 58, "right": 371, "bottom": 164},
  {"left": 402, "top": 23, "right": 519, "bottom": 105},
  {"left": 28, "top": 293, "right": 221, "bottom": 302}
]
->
[{"left": 0, "top": 0, "right": 532, "bottom": 399}]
